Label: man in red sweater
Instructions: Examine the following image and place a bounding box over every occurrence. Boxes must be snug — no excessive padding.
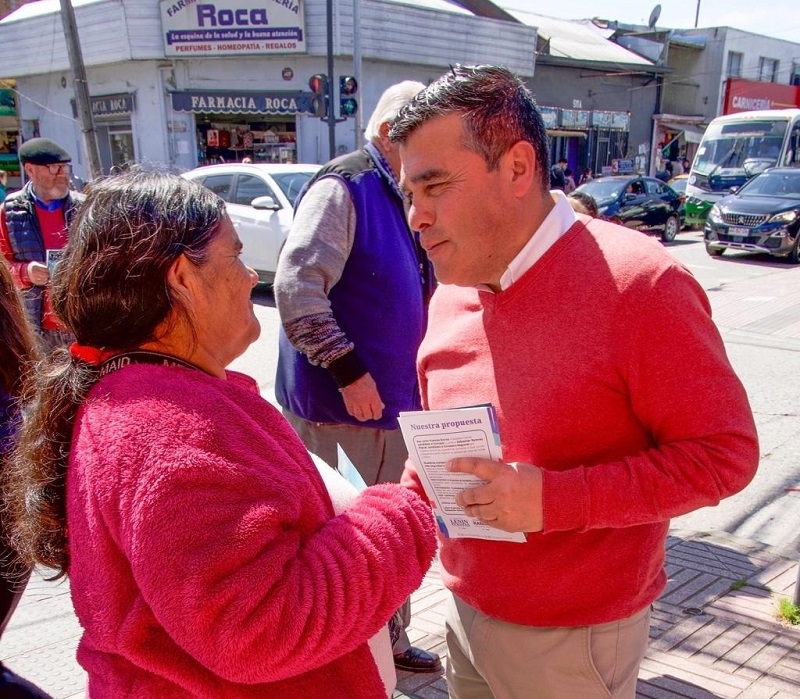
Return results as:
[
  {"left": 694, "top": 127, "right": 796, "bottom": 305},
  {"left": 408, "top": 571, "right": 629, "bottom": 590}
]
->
[
  {"left": 390, "top": 65, "right": 759, "bottom": 699},
  {"left": 0, "top": 137, "right": 80, "bottom": 350}
]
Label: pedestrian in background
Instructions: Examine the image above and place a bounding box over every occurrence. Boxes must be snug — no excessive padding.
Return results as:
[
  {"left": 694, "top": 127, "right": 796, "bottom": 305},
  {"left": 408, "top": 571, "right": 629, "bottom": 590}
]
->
[
  {"left": 0, "top": 138, "right": 82, "bottom": 351},
  {"left": 578, "top": 166, "right": 593, "bottom": 185},
  {"left": 2, "top": 170, "right": 437, "bottom": 698},
  {"left": 0, "top": 263, "right": 52, "bottom": 698},
  {"left": 657, "top": 160, "right": 674, "bottom": 182},
  {"left": 549, "top": 156, "right": 567, "bottom": 190},
  {"left": 563, "top": 167, "right": 576, "bottom": 193},
  {"left": 0, "top": 170, "right": 7, "bottom": 202},
  {"left": 273, "top": 80, "right": 440, "bottom": 674},
  {"left": 391, "top": 64, "right": 759, "bottom": 699}
]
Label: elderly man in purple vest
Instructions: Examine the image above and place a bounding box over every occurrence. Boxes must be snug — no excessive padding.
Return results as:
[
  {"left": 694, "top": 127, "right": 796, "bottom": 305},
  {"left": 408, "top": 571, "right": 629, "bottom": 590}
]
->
[{"left": 273, "top": 81, "right": 439, "bottom": 674}]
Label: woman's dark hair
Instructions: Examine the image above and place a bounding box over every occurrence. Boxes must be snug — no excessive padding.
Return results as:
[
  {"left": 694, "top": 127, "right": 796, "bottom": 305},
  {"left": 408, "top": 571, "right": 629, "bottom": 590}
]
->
[
  {"left": 389, "top": 64, "right": 551, "bottom": 191},
  {"left": 0, "top": 254, "right": 40, "bottom": 591},
  {"left": 0, "top": 264, "right": 39, "bottom": 396},
  {"left": 3, "top": 169, "right": 226, "bottom": 576},
  {"left": 567, "top": 191, "right": 599, "bottom": 218}
]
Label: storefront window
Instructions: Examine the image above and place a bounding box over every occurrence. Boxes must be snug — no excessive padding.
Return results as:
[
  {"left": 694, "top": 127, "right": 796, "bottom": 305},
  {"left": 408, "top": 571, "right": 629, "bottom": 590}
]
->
[
  {"left": 110, "top": 127, "right": 135, "bottom": 169},
  {"left": 196, "top": 117, "right": 297, "bottom": 165},
  {"left": 0, "top": 92, "right": 22, "bottom": 190},
  {"left": 594, "top": 130, "right": 629, "bottom": 176},
  {"left": 0, "top": 128, "right": 20, "bottom": 190}
]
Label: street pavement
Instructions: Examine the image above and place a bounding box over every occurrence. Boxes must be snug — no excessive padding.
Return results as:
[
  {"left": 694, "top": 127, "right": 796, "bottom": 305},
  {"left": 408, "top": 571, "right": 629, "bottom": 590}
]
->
[{"left": 2, "top": 237, "right": 799, "bottom": 698}]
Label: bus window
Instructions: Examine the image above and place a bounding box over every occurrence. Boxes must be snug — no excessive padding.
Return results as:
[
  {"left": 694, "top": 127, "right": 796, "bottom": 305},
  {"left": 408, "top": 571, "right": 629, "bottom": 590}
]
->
[
  {"left": 783, "top": 124, "right": 800, "bottom": 166},
  {"left": 694, "top": 120, "right": 789, "bottom": 177}
]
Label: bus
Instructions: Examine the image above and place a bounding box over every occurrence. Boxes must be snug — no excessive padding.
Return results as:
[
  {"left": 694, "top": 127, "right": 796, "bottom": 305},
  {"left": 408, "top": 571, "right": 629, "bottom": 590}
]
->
[{"left": 685, "top": 109, "right": 800, "bottom": 228}]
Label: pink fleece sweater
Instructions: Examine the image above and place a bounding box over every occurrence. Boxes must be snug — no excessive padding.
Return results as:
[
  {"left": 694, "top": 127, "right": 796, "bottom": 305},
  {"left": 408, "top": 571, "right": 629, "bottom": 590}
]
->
[
  {"left": 403, "top": 219, "right": 758, "bottom": 627},
  {"left": 67, "top": 366, "right": 436, "bottom": 697}
]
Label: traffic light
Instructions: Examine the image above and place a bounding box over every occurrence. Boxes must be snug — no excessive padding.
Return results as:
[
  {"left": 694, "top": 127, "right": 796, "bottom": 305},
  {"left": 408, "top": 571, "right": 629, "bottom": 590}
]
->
[
  {"left": 339, "top": 75, "right": 358, "bottom": 118},
  {"left": 308, "top": 73, "right": 328, "bottom": 119}
]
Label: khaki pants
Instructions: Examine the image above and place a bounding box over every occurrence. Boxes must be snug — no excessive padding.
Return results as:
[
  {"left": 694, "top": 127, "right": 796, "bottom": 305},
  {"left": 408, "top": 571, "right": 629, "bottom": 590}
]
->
[
  {"left": 445, "top": 593, "right": 650, "bottom": 699},
  {"left": 283, "top": 410, "right": 409, "bottom": 485}
]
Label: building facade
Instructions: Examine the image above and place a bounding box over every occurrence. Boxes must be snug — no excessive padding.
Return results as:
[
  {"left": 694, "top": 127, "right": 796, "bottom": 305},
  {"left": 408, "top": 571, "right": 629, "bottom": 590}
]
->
[
  {"left": 0, "top": 0, "right": 537, "bottom": 184},
  {"left": 667, "top": 27, "right": 800, "bottom": 119},
  {"left": 503, "top": 12, "right": 664, "bottom": 179},
  {"left": 652, "top": 26, "right": 800, "bottom": 174}
]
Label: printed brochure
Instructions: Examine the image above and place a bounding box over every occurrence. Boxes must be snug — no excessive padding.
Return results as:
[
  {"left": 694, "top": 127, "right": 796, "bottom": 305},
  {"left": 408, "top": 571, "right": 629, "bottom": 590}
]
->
[{"left": 398, "top": 405, "right": 525, "bottom": 543}]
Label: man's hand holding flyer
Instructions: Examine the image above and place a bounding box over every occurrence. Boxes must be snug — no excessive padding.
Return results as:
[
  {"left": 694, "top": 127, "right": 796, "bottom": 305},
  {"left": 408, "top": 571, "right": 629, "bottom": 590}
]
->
[{"left": 398, "top": 405, "right": 525, "bottom": 543}]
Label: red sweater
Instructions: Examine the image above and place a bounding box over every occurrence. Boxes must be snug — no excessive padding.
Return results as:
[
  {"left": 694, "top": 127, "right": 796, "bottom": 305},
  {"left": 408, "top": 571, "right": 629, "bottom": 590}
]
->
[
  {"left": 67, "top": 366, "right": 437, "bottom": 697},
  {"left": 403, "top": 219, "right": 758, "bottom": 627},
  {"left": 0, "top": 201, "right": 68, "bottom": 329}
]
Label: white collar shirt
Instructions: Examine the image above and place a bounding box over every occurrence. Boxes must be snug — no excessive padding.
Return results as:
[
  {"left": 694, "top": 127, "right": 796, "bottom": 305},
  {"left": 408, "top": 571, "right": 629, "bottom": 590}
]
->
[{"left": 494, "top": 191, "right": 577, "bottom": 291}]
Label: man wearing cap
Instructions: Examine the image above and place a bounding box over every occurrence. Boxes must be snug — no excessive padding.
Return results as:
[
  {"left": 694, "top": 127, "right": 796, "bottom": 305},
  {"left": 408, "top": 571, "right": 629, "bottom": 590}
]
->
[{"left": 0, "top": 137, "right": 81, "bottom": 349}]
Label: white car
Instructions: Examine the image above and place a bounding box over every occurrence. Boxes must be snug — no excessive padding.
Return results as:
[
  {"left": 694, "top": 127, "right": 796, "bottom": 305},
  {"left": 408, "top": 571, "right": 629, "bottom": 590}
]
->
[{"left": 182, "top": 163, "right": 320, "bottom": 283}]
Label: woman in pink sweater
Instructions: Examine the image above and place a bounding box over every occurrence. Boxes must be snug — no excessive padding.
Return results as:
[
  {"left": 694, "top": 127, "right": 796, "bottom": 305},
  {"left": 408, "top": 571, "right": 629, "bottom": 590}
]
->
[{"left": 2, "top": 170, "right": 437, "bottom": 697}]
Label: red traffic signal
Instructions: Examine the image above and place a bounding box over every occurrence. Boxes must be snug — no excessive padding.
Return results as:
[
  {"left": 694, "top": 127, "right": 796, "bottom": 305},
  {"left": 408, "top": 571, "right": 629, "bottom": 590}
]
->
[
  {"left": 309, "top": 73, "right": 328, "bottom": 94},
  {"left": 308, "top": 73, "right": 328, "bottom": 119}
]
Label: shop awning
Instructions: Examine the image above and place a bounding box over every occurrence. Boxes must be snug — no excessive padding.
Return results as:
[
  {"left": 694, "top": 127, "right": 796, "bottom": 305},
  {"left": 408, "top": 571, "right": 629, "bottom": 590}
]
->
[
  {"left": 170, "top": 90, "right": 314, "bottom": 116},
  {"left": 682, "top": 128, "right": 704, "bottom": 144},
  {"left": 0, "top": 88, "right": 16, "bottom": 117},
  {"left": 659, "top": 121, "right": 706, "bottom": 144}
]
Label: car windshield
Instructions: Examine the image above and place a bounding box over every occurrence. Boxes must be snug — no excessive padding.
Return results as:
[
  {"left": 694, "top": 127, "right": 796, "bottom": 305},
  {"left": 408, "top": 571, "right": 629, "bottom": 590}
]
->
[
  {"left": 270, "top": 171, "right": 315, "bottom": 206},
  {"left": 576, "top": 179, "right": 626, "bottom": 199},
  {"left": 736, "top": 171, "right": 800, "bottom": 198},
  {"left": 693, "top": 120, "right": 788, "bottom": 177},
  {"left": 669, "top": 178, "right": 687, "bottom": 195}
]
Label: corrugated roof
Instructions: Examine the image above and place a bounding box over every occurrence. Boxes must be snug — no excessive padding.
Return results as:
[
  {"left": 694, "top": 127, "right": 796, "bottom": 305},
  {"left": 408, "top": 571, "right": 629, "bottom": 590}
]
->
[
  {"left": 1, "top": 0, "right": 103, "bottom": 23},
  {"left": 359, "top": 0, "right": 474, "bottom": 15},
  {"left": 376, "top": 2, "right": 655, "bottom": 67},
  {"left": 509, "top": 11, "right": 654, "bottom": 66}
]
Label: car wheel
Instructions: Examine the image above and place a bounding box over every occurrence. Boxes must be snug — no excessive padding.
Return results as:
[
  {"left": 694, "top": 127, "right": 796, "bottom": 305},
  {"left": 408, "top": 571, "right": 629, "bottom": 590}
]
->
[
  {"left": 661, "top": 215, "right": 679, "bottom": 243},
  {"left": 787, "top": 236, "right": 800, "bottom": 265},
  {"left": 705, "top": 243, "right": 724, "bottom": 257}
]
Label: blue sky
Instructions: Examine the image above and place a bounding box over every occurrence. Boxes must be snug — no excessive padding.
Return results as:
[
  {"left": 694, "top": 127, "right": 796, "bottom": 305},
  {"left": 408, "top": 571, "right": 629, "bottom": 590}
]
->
[{"left": 500, "top": 0, "right": 800, "bottom": 43}]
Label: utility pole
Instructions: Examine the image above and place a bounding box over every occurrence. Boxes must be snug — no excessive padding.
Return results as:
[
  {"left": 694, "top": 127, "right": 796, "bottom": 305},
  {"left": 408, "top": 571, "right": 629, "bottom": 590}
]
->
[
  {"left": 353, "top": 0, "right": 363, "bottom": 150},
  {"left": 325, "top": 0, "right": 337, "bottom": 160},
  {"left": 60, "top": 0, "right": 102, "bottom": 180}
]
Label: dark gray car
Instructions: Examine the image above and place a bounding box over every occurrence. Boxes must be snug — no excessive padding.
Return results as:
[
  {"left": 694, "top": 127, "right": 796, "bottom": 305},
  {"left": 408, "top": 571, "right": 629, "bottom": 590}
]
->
[{"left": 704, "top": 167, "right": 800, "bottom": 263}]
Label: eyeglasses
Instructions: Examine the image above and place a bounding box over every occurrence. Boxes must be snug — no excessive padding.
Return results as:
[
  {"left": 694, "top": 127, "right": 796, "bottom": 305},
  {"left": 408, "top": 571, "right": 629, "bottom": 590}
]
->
[{"left": 39, "top": 163, "right": 71, "bottom": 175}]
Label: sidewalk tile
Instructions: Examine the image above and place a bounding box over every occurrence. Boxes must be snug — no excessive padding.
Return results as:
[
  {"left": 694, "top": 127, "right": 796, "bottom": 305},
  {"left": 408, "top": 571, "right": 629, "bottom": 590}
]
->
[
  {"left": 6, "top": 532, "right": 800, "bottom": 699},
  {"left": 661, "top": 570, "right": 736, "bottom": 608},
  {"left": 709, "top": 586, "right": 800, "bottom": 636},
  {"left": 639, "top": 652, "right": 749, "bottom": 697},
  {"left": 2, "top": 637, "right": 87, "bottom": 699},
  {"left": 750, "top": 560, "right": 799, "bottom": 593}
]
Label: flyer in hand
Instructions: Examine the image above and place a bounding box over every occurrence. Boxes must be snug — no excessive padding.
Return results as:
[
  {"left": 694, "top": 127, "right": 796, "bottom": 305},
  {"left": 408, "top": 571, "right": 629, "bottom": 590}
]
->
[{"left": 398, "top": 405, "right": 525, "bottom": 543}]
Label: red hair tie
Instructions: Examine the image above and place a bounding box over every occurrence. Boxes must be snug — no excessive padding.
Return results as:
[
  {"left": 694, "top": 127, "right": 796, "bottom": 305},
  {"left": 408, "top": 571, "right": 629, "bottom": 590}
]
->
[{"left": 69, "top": 343, "right": 109, "bottom": 366}]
